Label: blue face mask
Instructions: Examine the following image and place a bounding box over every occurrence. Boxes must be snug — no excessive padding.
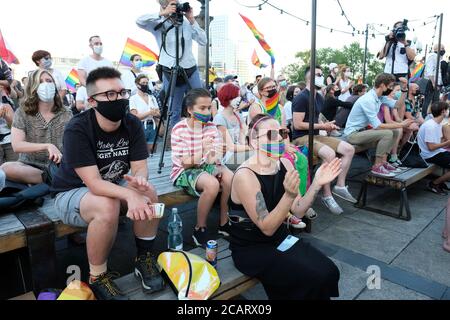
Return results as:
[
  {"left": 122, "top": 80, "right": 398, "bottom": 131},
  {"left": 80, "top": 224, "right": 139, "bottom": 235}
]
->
[
  {"left": 394, "top": 91, "right": 402, "bottom": 101},
  {"left": 280, "top": 80, "right": 288, "bottom": 88},
  {"left": 134, "top": 61, "right": 143, "bottom": 70}
]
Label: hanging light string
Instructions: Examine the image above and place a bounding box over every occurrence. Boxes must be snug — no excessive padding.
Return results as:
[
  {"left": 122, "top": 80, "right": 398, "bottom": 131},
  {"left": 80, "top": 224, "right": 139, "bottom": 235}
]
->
[
  {"left": 336, "top": 0, "right": 359, "bottom": 33},
  {"left": 233, "top": 0, "right": 439, "bottom": 39},
  {"left": 429, "top": 15, "right": 440, "bottom": 51}
]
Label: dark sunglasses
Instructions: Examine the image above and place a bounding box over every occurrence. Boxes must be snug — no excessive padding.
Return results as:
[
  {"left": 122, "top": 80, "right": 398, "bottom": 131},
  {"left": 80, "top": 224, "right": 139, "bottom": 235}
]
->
[{"left": 257, "top": 129, "right": 289, "bottom": 141}]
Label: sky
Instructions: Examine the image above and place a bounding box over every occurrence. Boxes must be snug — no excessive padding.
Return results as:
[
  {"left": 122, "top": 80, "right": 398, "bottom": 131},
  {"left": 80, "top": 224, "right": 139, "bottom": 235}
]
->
[{"left": 2, "top": 0, "right": 449, "bottom": 78}]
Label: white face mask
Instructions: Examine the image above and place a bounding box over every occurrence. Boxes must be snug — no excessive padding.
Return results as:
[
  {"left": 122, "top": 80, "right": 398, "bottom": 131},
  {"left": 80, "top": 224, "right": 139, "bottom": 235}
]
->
[
  {"left": 345, "top": 71, "right": 352, "bottom": 78},
  {"left": 93, "top": 45, "right": 103, "bottom": 55},
  {"left": 37, "top": 82, "right": 56, "bottom": 102},
  {"left": 315, "top": 76, "right": 325, "bottom": 88},
  {"left": 230, "top": 97, "right": 241, "bottom": 109},
  {"left": 42, "top": 58, "right": 52, "bottom": 70}
]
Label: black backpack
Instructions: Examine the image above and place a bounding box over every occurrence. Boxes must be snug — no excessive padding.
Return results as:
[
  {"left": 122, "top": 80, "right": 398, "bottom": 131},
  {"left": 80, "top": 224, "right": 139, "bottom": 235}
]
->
[{"left": 0, "top": 181, "right": 50, "bottom": 212}]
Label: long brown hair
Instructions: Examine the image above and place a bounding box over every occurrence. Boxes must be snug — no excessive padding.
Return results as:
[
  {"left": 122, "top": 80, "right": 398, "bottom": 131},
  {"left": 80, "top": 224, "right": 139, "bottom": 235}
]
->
[{"left": 22, "top": 69, "right": 64, "bottom": 116}]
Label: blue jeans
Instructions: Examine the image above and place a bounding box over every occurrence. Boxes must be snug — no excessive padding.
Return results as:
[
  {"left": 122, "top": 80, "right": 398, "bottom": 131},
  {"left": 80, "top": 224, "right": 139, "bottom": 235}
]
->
[{"left": 162, "top": 67, "right": 203, "bottom": 127}]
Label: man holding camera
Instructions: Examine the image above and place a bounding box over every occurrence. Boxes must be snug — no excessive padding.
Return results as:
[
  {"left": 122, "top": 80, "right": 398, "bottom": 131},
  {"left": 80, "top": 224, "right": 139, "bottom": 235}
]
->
[
  {"left": 378, "top": 21, "right": 416, "bottom": 80},
  {"left": 137, "top": 0, "right": 207, "bottom": 128}
]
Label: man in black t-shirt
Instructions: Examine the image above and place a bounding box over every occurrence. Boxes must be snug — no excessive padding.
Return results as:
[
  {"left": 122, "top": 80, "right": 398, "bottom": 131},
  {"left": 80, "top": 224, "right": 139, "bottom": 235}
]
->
[
  {"left": 52, "top": 67, "right": 164, "bottom": 300},
  {"left": 292, "top": 66, "right": 356, "bottom": 215}
]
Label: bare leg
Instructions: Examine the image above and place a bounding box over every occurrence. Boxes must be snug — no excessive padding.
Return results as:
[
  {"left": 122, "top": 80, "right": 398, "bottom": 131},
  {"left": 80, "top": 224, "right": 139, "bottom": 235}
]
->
[
  {"left": 391, "top": 128, "right": 403, "bottom": 156},
  {"left": 336, "top": 141, "right": 355, "bottom": 187},
  {"left": 130, "top": 184, "right": 161, "bottom": 238},
  {"left": 443, "top": 124, "right": 450, "bottom": 142},
  {"left": 432, "top": 171, "right": 450, "bottom": 186},
  {"left": 317, "top": 145, "right": 337, "bottom": 197},
  {"left": 79, "top": 193, "right": 121, "bottom": 267},
  {"left": 0, "top": 162, "right": 43, "bottom": 184},
  {"left": 444, "top": 198, "right": 450, "bottom": 253},
  {"left": 218, "top": 166, "right": 233, "bottom": 226},
  {"left": 195, "top": 173, "right": 220, "bottom": 228}
]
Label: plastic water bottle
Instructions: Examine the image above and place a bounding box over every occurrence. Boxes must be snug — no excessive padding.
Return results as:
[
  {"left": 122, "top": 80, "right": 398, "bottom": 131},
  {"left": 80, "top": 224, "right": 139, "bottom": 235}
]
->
[
  {"left": 0, "top": 168, "right": 5, "bottom": 192},
  {"left": 168, "top": 208, "right": 183, "bottom": 251}
]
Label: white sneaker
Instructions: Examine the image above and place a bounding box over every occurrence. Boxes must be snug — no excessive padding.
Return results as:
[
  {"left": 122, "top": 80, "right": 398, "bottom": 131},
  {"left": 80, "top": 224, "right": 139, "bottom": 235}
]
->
[
  {"left": 322, "top": 196, "right": 344, "bottom": 215},
  {"left": 332, "top": 186, "right": 357, "bottom": 204}
]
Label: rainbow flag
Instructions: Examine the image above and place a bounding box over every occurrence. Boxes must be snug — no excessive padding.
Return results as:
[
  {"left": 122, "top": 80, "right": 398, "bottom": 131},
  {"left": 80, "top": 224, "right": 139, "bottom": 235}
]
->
[
  {"left": 240, "top": 14, "right": 275, "bottom": 66},
  {"left": 410, "top": 63, "right": 425, "bottom": 83},
  {"left": 65, "top": 69, "right": 80, "bottom": 93},
  {"left": 252, "top": 49, "right": 267, "bottom": 69},
  {"left": 265, "top": 93, "right": 282, "bottom": 125},
  {"left": 120, "top": 38, "right": 158, "bottom": 68}
]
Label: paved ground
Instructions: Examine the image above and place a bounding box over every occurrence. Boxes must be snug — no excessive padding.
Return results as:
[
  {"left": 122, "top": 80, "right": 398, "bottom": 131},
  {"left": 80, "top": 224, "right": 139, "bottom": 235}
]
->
[{"left": 1, "top": 155, "right": 449, "bottom": 300}]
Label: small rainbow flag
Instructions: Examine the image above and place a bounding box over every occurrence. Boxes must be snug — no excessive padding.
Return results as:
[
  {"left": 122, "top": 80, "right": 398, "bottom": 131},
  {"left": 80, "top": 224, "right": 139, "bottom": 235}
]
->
[
  {"left": 410, "top": 63, "right": 425, "bottom": 83},
  {"left": 120, "top": 38, "right": 158, "bottom": 68},
  {"left": 65, "top": 69, "right": 80, "bottom": 93},
  {"left": 265, "top": 93, "right": 282, "bottom": 125},
  {"left": 240, "top": 14, "right": 275, "bottom": 66},
  {"left": 252, "top": 49, "right": 267, "bottom": 69}
]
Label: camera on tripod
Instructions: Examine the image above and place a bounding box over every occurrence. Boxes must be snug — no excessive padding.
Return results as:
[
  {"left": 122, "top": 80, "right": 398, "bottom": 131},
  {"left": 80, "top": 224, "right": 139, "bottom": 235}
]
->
[{"left": 386, "top": 19, "right": 409, "bottom": 43}]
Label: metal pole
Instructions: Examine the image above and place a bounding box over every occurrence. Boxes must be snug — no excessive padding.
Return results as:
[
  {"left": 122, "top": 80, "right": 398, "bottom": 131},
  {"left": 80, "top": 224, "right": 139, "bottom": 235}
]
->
[
  {"left": 362, "top": 24, "right": 369, "bottom": 84},
  {"left": 308, "top": 0, "right": 317, "bottom": 175},
  {"left": 205, "top": 0, "right": 211, "bottom": 88},
  {"left": 434, "top": 13, "right": 443, "bottom": 92}
]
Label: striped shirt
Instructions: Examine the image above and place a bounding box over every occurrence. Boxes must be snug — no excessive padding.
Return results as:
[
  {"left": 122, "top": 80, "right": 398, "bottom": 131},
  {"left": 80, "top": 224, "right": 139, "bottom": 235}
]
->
[{"left": 171, "top": 119, "right": 222, "bottom": 182}]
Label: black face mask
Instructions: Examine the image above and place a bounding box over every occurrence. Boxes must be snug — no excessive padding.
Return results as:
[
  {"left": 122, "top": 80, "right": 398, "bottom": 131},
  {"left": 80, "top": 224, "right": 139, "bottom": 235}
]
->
[
  {"left": 267, "top": 88, "right": 278, "bottom": 99},
  {"left": 95, "top": 99, "right": 129, "bottom": 122},
  {"left": 413, "top": 91, "right": 421, "bottom": 97},
  {"left": 382, "top": 88, "right": 393, "bottom": 96},
  {"left": 138, "top": 84, "right": 151, "bottom": 94},
  {"left": 440, "top": 50, "right": 446, "bottom": 56}
]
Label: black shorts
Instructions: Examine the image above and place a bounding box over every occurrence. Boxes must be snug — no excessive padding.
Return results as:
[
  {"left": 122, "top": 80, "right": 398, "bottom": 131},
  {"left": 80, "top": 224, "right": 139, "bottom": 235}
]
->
[{"left": 426, "top": 151, "right": 450, "bottom": 169}]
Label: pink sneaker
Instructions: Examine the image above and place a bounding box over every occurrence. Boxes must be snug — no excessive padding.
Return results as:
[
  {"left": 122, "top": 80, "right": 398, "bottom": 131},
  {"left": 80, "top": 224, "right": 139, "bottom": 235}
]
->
[
  {"left": 284, "top": 214, "right": 306, "bottom": 229},
  {"left": 382, "top": 162, "right": 402, "bottom": 174},
  {"left": 371, "top": 164, "right": 396, "bottom": 178}
]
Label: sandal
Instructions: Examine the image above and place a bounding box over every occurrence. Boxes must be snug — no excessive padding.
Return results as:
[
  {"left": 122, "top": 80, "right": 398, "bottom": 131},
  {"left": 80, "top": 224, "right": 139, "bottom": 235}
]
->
[{"left": 427, "top": 182, "right": 448, "bottom": 196}]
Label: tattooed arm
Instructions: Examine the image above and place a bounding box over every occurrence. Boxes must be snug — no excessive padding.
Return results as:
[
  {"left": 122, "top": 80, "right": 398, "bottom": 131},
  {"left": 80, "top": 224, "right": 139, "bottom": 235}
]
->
[{"left": 232, "top": 169, "right": 297, "bottom": 237}]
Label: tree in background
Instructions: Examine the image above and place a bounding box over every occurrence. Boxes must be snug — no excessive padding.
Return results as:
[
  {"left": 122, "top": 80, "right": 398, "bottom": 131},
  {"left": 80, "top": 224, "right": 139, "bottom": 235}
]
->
[{"left": 283, "top": 42, "right": 384, "bottom": 87}]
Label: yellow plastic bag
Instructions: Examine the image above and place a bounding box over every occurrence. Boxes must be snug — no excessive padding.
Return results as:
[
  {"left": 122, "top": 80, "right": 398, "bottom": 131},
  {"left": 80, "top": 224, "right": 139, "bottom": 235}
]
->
[
  {"left": 57, "top": 280, "right": 96, "bottom": 300},
  {"left": 157, "top": 251, "right": 221, "bottom": 300}
]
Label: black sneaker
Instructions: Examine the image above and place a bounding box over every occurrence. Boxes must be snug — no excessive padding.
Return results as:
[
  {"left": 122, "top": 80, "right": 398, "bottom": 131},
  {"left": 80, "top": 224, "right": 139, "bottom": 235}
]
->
[
  {"left": 218, "top": 221, "right": 231, "bottom": 237},
  {"left": 134, "top": 253, "right": 165, "bottom": 294},
  {"left": 192, "top": 227, "right": 209, "bottom": 247},
  {"left": 440, "top": 183, "right": 450, "bottom": 191},
  {"left": 89, "top": 272, "right": 128, "bottom": 300},
  {"left": 427, "top": 182, "right": 448, "bottom": 196}
]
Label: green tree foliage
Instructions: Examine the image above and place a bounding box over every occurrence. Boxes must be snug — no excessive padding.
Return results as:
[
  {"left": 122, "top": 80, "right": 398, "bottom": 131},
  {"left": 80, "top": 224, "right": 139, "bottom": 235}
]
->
[{"left": 284, "top": 42, "right": 384, "bottom": 87}]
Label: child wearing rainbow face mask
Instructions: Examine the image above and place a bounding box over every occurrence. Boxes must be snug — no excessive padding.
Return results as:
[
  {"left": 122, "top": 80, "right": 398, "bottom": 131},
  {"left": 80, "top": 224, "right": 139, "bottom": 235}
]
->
[{"left": 171, "top": 88, "right": 234, "bottom": 247}]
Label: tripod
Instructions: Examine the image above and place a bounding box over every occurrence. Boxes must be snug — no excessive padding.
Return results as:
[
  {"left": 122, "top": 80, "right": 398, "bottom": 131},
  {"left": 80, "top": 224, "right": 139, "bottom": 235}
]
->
[{"left": 151, "top": 15, "right": 191, "bottom": 174}]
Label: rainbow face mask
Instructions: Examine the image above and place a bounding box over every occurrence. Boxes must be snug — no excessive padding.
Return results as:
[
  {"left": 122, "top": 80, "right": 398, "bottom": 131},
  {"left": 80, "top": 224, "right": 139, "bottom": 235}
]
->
[
  {"left": 193, "top": 112, "right": 212, "bottom": 124},
  {"left": 260, "top": 142, "right": 286, "bottom": 158}
]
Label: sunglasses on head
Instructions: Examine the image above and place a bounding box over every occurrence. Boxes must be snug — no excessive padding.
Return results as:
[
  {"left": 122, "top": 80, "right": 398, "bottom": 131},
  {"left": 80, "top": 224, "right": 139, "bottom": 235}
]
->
[{"left": 257, "top": 129, "right": 289, "bottom": 141}]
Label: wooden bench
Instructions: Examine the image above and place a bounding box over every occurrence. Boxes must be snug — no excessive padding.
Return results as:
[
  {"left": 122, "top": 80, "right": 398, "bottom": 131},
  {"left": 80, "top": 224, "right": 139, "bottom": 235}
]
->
[
  {"left": 355, "top": 164, "right": 440, "bottom": 221},
  {"left": 0, "top": 152, "right": 193, "bottom": 294},
  {"left": 115, "top": 238, "right": 259, "bottom": 300}
]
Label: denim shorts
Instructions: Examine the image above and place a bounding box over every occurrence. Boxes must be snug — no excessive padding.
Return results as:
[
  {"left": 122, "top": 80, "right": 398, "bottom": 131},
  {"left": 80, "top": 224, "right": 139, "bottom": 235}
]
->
[{"left": 54, "top": 187, "right": 90, "bottom": 228}]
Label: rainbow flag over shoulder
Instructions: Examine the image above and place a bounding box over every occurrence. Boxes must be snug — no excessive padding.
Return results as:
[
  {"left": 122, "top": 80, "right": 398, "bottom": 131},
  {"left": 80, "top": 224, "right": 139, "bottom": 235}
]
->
[
  {"left": 265, "top": 93, "right": 282, "bottom": 125},
  {"left": 252, "top": 49, "right": 267, "bottom": 69},
  {"left": 120, "top": 38, "right": 158, "bottom": 68},
  {"left": 65, "top": 69, "right": 80, "bottom": 93},
  {"left": 240, "top": 14, "right": 275, "bottom": 66},
  {"left": 410, "top": 63, "right": 425, "bottom": 83}
]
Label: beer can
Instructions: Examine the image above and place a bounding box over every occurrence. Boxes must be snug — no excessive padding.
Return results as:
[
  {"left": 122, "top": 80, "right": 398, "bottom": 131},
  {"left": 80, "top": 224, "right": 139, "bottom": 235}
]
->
[{"left": 206, "top": 240, "right": 218, "bottom": 268}]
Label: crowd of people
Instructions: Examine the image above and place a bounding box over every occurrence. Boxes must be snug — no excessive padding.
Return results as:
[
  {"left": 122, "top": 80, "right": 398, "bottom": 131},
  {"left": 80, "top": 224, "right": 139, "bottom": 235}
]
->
[{"left": 1, "top": 0, "right": 450, "bottom": 301}]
